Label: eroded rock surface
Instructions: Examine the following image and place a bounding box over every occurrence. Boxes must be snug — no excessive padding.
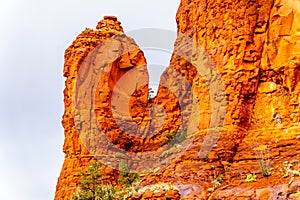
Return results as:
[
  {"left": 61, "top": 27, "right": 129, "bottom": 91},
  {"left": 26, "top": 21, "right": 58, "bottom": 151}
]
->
[
  {"left": 55, "top": 16, "right": 148, "bottom": 199},
  {"left": 55, "top": 0, "right": 300, "bottom": 198}
]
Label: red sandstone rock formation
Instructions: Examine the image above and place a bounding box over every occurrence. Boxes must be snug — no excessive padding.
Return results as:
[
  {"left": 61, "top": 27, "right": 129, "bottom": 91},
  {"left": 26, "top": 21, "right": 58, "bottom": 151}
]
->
[
  {"left": 55, "top": 0, "right": 300, "bottom": 199},
  {"left": 55, "top": 16, "right": 149, "bottom": 199}
]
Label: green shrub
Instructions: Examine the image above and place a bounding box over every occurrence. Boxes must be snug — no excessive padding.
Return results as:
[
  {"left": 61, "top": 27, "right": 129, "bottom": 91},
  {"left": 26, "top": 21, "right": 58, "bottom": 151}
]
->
[
  {"left": 118, "top": 160, "right": 140, "bottom": 188},
  {"left": 259, "top": 159, "right": 271, "bottom": 177},
  {"left": 203, "top": 155, "right": 208, "bottom": 162},
  {"left": 114, "top": 152, "right": 125, "bottom": 159},
  {"left": 208, "top": 176, "right": 222, "bottom": 193},
  {"left": 174, "top": 127, "right": 187, "bottom": 144},
  {"left": 162, "top": 131, "right": 175, "bottom": 145},
  {"left": 163, "top": 128, "right": 187, "bottom": 146},
  {"left": 82, "top": 27, "right": 92, "bottom": 33},
  {"left": 245, "top": 174, "right": 256, "bottom": 182},
  {"left": 280, "top": 161, "right": 300, "bottom": 186},
  {"left": 254, "top": 144, "right": 271, "bottom": 177},
  {"left": 216, "top": 174, "right": 224, "bottom": 183},
  {"left": 72, "top": 161, "right": 140, "bottom": 200},
  {"left": 208, "top": 168, "right": 224, "bottom": 193}
]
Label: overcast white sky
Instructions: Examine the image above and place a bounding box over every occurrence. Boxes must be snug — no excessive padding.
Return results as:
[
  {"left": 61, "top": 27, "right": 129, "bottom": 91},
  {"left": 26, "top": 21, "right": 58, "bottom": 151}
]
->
[{"left": 0, "top": 0, "right": 180, "bottom": 200}]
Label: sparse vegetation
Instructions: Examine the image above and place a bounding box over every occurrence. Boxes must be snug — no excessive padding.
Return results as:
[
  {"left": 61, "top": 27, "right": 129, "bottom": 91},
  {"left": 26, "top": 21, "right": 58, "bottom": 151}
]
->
[
  {"left": 216, "top": 174, "right": 224, "bottom": 184},
  {"left": 160, "top": 151, "right": 167, "bottom": 158},
  {"left": 114, "top": 152, "right": 125, "bottom": 159},
  {"left": 118, "top": 160, "right": 140, "bottom": 188},
  {"left": 162, "top": 131, "right": 174, "bottom": 145},
  {"left": 172, "top": 127, "right": 187, "bottom": 145},
  {"left": 281, "top": 160, "right": 300, "bottom": 177},
  {"left": 163, "top": 128, "right": 187, "bottom": 147},
  {"left": 208, "top": 166, "right": 224, "bottom": 193},
  {"left": 72, "top": 161, "right": 140, "bottom": 200},
  {"left": 259, "top": 160, "right": 271, "bottom": 177},
  {"left": 208, "top": 177, "right": 222, "bottom": 193},
  {"left": 280, "top": 160, "right": 300, "bottom": 186},
  {"left": 82, "top": 27, "right": 92, "bottom": 33},
  {"left": 71, "top": 161, "right": 115, "bottom": 200},
  {"left": 253, "top": 144, "right": 271, "bottom": 177},
  {"left": 245, "top": 174, "right": 257, "bottom": 182}
]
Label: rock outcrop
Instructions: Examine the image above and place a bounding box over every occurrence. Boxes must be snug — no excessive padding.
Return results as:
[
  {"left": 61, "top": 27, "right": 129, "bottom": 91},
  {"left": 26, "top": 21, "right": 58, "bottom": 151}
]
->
[
  {"left": 55, "top": 0, "right": 300, "bottom": 199},
  {"left": 55, "top": 16, "right": 148, "bottom": 199}
]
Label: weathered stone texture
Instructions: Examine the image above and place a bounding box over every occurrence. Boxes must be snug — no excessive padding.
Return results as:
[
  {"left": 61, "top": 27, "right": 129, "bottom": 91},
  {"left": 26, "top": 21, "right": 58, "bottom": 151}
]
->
[{"left": 55, "top": 0, "right": 300, "bottom": 199}]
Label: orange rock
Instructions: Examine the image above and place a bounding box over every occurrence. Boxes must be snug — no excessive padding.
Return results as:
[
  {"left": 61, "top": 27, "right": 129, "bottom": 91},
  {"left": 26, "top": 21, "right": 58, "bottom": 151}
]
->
[
  {"left": 55, "top": 16, "right": 148, "bottom": 199},
  {"left": 55, "top": 0, "right": 300, "bottom": 198}
]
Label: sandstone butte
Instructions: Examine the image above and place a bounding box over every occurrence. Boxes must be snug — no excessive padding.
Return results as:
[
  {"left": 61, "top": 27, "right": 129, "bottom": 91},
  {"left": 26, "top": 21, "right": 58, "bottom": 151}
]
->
[{"left": 55, "top": 0, "right": 300, "bottom": 199}]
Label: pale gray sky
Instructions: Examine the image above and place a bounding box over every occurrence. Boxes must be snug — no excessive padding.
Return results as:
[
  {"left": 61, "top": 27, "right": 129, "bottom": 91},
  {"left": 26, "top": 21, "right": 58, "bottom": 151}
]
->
[{"left": 0, "top": 0, "right": 180, "bottom": 199}]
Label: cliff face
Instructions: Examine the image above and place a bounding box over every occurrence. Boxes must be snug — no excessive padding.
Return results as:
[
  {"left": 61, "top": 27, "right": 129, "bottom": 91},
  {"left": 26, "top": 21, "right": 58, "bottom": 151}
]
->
[
  {"left": 55, "top": 16, "right": 149, "bottom": 199},
  {"left": 157, "top": 0, "right": 300, "bottom": 198},
  {"left": 56, "top": 0, "right": 300, "bottom": 199}
]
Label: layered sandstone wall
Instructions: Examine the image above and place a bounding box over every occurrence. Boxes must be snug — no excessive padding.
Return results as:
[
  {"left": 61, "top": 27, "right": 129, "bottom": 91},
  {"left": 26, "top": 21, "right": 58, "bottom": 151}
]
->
[
  {"left": 151, "top": 0, "right": 300, "bottom": 198},
  {"left": 55, "top": 0, "right": 300, "bottom": 199}
]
